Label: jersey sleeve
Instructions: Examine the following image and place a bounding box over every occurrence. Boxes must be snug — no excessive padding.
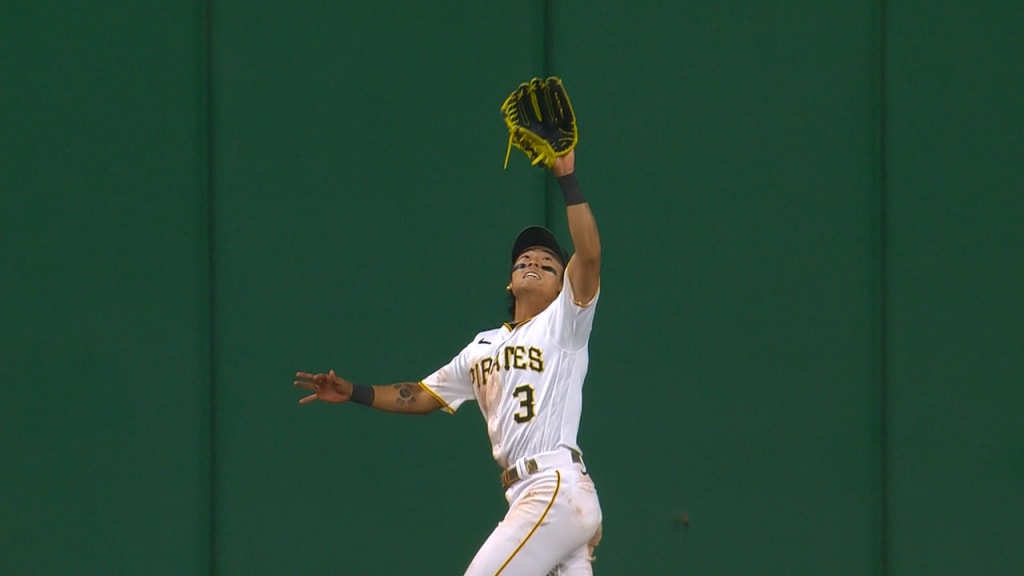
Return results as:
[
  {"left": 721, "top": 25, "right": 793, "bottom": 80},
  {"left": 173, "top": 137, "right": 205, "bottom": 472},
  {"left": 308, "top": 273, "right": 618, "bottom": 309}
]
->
[
  {"left": 548, "top": 271, "right": 600, "bottom": 351},
  {"left": 419, "top": 340, "right": 476, "bottom": 415}
]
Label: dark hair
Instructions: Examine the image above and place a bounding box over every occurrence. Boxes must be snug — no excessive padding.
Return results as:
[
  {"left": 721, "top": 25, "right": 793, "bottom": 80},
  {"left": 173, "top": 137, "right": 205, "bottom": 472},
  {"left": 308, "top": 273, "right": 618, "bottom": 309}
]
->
[{"left": 507, "top": 291, "right": 516, "bottom": 319}]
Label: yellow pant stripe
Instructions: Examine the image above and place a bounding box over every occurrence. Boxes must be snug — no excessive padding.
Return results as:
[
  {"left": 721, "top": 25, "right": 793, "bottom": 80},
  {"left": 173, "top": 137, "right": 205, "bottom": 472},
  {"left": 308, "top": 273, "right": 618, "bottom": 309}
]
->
[{"left": 494, "top": 470, "right": 561, "bottom": 575}]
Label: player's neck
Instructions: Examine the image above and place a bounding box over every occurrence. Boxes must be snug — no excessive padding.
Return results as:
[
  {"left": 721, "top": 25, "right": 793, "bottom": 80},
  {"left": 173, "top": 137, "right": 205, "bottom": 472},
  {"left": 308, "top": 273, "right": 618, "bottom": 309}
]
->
[{"left": 512, "top": 295, "right": 553, "bottom": 324}]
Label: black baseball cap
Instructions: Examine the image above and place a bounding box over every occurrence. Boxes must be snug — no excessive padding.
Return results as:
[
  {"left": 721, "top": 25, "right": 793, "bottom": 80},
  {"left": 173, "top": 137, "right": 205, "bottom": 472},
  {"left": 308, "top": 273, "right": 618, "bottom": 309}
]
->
[{"left": 511, "top": 226, "right": 569, "bottom": 267}]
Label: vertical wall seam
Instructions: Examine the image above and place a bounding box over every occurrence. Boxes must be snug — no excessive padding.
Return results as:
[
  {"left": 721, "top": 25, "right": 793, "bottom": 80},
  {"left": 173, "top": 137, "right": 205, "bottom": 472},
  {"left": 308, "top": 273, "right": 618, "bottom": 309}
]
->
[
  {"left": 202, "top": 0, "right": 217, "bottom": 573},
  {"left": 542, "top": 0, "right": 557, "bottom": 230},
  {"left": 878, "top": 0, "right": 890, "bottom": 574}
]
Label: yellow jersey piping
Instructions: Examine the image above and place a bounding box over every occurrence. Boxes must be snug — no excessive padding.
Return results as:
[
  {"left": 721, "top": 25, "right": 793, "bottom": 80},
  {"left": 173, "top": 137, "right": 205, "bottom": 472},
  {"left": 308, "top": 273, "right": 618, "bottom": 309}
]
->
[
  {"left": 417, "top": 381, "right": 455, "bottom": 415},
  {"left": 502, "top": 316, "right": 537, "bottom": 332}
]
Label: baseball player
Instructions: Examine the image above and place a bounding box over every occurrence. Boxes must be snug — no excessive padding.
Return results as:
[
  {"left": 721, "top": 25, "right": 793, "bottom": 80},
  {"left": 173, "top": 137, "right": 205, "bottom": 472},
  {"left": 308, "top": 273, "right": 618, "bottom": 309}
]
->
[{"left": 295, "top": 149, "right": 603, "bottom": 575}]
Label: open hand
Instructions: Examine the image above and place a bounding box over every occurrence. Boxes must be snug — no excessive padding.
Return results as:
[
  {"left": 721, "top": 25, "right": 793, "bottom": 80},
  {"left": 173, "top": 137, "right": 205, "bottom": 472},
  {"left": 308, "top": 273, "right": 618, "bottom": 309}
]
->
[{"left": 294, "top": 370, "right": 352, "bottom": 404}]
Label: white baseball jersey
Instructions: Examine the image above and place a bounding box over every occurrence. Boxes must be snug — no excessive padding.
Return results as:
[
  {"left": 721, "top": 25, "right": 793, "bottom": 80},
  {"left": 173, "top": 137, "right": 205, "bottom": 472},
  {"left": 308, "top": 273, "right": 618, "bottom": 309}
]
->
[{"left": 420, "top": 272, "right": 599, "bottom": 469}]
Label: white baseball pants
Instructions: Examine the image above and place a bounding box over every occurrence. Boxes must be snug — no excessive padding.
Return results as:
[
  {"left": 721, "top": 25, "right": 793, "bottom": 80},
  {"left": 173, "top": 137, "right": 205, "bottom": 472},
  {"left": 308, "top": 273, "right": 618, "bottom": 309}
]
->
[{"left": 463, "top": 451, "right": 603, "bottom": 576}]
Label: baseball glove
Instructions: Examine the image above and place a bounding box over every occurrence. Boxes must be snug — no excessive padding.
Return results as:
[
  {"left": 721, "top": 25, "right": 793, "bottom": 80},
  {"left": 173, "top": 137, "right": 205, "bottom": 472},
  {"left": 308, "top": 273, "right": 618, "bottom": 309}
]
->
[{"left": 500, "top": 76, "right": 578, "bottom": 169}]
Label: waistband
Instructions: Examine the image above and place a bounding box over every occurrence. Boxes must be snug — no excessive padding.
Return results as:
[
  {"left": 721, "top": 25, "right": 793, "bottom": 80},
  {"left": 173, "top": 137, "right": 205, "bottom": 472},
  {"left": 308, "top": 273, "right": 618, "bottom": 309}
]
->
[{"left": 500, "top": 448, "right": 584, "bottom": 491}]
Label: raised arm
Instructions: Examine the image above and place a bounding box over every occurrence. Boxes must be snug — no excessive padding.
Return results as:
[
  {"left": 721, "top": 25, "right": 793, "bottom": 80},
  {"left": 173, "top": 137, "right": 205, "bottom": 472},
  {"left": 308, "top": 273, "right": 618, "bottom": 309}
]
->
[
  {"left": 294, "top": 370, "right": 442, "bottom": 415},
  {"left": 552, "top": 150, "right": 601, "bottom": 304}
]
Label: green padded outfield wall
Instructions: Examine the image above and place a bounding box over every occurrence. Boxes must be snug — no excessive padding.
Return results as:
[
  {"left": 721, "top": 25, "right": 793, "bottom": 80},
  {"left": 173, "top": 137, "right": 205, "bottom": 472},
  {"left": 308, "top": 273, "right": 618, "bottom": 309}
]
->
[
  {"left": 207, "top": 2, "right": 546, "bottom": 575},
  {"left": 884, "top": 2, "right": 1024, "bottom": 574},
  {"left": 0, "top": 2, "right": 211, "bottom": 575},
  {"left": 549, "top": 2, "right": 881, "bottom": 574},
  {"left": 2, "top": 1, "right": 1021, "bottom": 575}
]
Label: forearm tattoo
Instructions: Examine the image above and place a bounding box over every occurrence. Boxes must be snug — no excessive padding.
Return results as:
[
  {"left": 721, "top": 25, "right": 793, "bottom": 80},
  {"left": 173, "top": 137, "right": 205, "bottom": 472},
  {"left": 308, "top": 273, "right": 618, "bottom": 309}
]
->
[{"left": 392, "top": 383, "right": 418, "bottom": 407}]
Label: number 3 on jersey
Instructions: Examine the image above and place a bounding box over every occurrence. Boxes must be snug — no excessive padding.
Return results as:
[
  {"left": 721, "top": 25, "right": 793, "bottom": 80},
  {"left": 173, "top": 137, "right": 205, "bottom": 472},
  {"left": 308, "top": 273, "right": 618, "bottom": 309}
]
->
[{"left": 513, "top": 384, "right": 536, "bottom": 423}]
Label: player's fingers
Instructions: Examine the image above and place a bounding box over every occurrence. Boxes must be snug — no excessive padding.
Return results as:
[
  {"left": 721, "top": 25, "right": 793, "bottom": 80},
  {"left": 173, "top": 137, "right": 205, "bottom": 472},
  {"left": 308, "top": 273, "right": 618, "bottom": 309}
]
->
[
  {"left": 298, "top": 394, "right": 318, "bottom": 405},
  {"left": 296, "top": 372, "right": 317, "bottom": 379},
  {"left": 294, "top": 381, "right": 316, "bottom": 391}
]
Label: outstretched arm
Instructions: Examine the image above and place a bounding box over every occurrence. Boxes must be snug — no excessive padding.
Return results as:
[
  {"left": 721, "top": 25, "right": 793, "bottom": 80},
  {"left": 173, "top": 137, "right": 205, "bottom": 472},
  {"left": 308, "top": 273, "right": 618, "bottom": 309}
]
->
[
  {"left": 552, "top": 151, "right": 601, "bottom": 304},
  {"left": 294, "top": 370, "right": 442, "bottom": 415}
]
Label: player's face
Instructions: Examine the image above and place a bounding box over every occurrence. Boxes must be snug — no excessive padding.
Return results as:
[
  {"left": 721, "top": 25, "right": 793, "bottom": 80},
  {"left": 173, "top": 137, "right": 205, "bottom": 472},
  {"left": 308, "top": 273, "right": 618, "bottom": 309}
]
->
[{"left": 510, "top": 247, "right": 563, "bottom": 298}]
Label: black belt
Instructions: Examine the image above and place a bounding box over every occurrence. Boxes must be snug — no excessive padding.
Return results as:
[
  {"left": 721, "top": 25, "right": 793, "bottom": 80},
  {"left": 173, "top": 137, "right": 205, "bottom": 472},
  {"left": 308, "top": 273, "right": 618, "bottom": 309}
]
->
[{"left": 500, "top": 449, "right": 582, "bottom": 490}]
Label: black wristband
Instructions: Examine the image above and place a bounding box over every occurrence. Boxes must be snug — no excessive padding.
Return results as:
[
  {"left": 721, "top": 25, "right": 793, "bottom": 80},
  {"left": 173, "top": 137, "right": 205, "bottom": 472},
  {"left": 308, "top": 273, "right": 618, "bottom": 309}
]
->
[
  {"left": 557, "top": 172, "right": 586, "bottom": 206},
  {"left": 350, "top": 384, "right": 375, "bottom": 407}
]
